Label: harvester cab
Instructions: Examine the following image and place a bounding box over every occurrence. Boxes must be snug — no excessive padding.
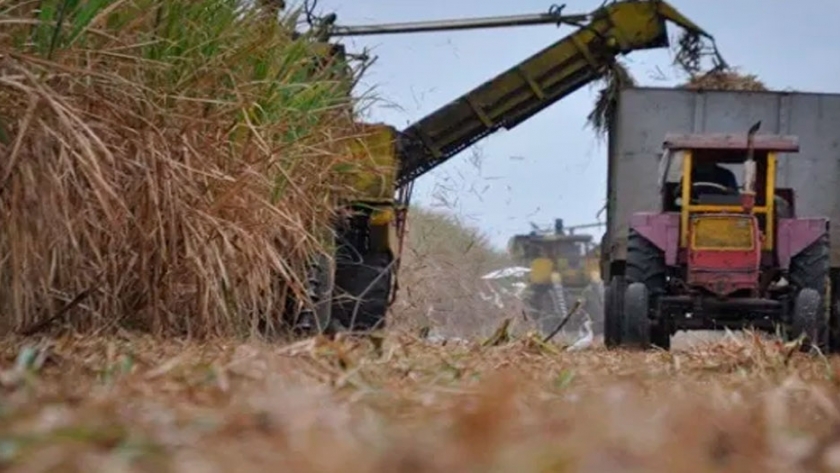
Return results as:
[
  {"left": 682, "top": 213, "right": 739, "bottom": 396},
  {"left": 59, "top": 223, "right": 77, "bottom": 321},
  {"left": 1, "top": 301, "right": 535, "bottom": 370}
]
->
[{"left": 607, "top": 125, "right": 832, "bottom": 352}]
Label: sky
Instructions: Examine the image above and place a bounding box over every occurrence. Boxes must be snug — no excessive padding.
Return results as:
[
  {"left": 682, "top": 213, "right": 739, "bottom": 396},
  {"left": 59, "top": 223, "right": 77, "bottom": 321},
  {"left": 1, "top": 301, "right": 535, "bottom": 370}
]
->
[{"left": 309, "top": 0, "right": 840, "bottom": 250}]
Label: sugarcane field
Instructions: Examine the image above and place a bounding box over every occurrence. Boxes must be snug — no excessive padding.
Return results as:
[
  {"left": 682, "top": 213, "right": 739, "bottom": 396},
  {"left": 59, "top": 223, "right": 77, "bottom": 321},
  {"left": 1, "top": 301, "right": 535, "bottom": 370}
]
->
[{"left": 4, "top": 1, "right": 840, "bottom": 471}]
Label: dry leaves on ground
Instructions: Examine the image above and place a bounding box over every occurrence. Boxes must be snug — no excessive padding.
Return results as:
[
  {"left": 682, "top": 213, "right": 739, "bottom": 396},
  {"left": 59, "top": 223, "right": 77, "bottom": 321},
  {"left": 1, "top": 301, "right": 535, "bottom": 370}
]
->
[{"left": 2, "top": 331, "right": 840, "bottom": 472}]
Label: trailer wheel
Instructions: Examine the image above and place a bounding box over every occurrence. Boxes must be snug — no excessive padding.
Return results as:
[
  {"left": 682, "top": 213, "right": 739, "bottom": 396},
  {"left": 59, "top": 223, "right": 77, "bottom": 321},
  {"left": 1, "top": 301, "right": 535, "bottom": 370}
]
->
[
  {"left": 604, "top": 275, "right": 625, "bottom": 349},
  {"left": 789, "top": 233, "right": 830, "bottom": 352},
  {"left": 790, "top": 288, "right": 825, "bottom": 353},
  {"left": 625, "top": 229, "right": 667, "bottom": 349},
  {"left": 623, "top": 282, "right": 651, "bottom": 348}
]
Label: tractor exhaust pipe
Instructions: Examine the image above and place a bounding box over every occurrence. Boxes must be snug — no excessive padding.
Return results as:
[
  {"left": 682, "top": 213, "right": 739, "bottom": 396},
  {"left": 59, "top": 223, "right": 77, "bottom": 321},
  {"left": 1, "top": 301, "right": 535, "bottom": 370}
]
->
[{"left": 741, "top": 121, "right": 761, "bottom": 212}]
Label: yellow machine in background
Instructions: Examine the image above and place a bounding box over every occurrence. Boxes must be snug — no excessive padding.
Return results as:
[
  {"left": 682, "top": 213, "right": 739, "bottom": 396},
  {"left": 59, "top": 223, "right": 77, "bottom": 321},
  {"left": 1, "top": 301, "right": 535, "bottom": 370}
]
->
[
  {"left": 508, "top": 219, "right": 606, "bottom": 335},
  {"left": 289, "top": 0, "right": 721, "bottom": 335}
]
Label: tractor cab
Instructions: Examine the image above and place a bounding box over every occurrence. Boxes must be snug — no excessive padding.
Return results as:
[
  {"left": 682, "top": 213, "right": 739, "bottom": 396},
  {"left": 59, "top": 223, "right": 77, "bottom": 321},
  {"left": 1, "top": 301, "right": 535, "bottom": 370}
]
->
[{"left": 657, "top": 129, "right": 800, "bottom": 257}]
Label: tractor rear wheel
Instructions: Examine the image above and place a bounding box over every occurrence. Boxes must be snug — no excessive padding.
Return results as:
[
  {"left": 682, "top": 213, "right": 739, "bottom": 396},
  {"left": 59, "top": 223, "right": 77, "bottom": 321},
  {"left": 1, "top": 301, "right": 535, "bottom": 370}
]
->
[
  {"left": 789, "top": 233, "right": 830, "bottom": 352},
  {"left": 603, "top": 275, "right": 625, "bottom": 348},
  {"left": 623, "top": 282, "right": 651, "bottom": 348},
  {"left": 790, "top": 288, "right": 824, "bottom": 352},
  {"left": 625, "top": 229, "right": 666, "bottom": 294},
  {"left": 625, "top": 228, "right": 669, "bottom": 350}
]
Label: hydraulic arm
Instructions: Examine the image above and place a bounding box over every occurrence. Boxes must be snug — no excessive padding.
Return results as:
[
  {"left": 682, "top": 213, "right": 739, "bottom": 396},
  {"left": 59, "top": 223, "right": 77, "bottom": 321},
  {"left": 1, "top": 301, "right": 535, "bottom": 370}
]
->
[{"left": 362, "top": 0, "right": 717, "bottom": 187}]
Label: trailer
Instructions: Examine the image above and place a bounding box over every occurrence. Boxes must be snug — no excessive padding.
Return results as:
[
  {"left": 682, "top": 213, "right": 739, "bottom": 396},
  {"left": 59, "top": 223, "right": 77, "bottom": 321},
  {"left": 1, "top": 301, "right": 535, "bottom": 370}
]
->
[{"left": 601, "top": 87, "right": 840, "bottom": 349}]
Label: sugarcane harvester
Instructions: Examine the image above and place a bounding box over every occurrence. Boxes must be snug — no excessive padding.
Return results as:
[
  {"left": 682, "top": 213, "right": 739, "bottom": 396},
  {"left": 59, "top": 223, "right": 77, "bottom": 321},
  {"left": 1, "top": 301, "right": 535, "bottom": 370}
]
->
[
  {"left": 291, "top": 0, "right": 724, "bottom": 334},
  {"left": 606, "top": 123, "right": 832, "bottom": 352}
]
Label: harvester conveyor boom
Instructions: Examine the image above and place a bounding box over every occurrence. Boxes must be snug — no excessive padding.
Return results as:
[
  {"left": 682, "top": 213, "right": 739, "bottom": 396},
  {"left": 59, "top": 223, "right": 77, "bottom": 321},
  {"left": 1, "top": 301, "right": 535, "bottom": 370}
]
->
[{"left": 387, "top": 1, "right": 716, "bottom": 187}]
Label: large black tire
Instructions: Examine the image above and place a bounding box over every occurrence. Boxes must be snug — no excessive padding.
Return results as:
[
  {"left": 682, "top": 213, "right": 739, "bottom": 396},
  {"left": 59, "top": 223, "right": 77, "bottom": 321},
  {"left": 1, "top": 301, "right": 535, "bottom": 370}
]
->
[
  {"left": 623, "top": 282, "right": 652, "bottom": 348},
  {"left": 333, "top": 250, "right": 393, "bottom": 332},
  {"left": 625, "top": 229, "right": 669, "bottom": 350},
  {"left": 789, "top": 233, "right": 830, "bottom": 352},
  {"left": 625, "top": 229, "right": 667, "bottom": 297},
  {"left": 604, "top": 275, "right": 625, "bottom": 349},
  {"left": 790, "top": 288, "right": 823, "bottom": 352}
]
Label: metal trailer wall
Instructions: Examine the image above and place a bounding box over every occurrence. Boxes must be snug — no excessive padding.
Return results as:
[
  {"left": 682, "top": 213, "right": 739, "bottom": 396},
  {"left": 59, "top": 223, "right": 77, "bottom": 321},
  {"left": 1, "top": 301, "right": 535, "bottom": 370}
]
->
[{"left": 605, "top": 87, "right": 840, "bottom": 273}]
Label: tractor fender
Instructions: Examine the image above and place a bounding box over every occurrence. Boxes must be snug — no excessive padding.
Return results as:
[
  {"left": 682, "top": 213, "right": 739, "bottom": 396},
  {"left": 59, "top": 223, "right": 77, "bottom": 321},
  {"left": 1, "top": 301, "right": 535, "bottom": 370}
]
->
[
  {"left": 628, "top": 212, "right": 681, "bottom": 266},
  {"left": 776, "top": 218, "right": 829, "bottom": 269}
]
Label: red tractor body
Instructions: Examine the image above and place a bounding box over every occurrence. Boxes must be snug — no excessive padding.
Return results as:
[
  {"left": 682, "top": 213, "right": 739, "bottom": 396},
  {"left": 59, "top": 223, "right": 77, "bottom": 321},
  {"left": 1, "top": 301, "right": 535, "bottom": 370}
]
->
[{"left": 686, "top": 213, "right": 762, "bottom": 297}]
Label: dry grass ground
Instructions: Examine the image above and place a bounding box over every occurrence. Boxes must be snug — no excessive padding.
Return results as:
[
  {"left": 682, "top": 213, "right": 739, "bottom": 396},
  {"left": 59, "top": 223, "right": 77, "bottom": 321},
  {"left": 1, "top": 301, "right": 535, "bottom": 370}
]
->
[{"left": 3, "top": 331, "right": 840, "bottom": 473}]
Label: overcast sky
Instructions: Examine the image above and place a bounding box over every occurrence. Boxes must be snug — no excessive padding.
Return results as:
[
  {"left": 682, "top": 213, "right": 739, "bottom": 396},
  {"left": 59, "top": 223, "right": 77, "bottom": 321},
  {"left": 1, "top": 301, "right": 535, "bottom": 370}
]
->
[{"left": 309, "top": 0, "right": 840, "bottom": 249}]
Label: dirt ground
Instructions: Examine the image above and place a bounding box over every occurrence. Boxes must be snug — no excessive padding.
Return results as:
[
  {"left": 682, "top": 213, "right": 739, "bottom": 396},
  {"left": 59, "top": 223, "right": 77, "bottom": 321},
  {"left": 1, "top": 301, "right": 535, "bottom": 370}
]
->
[{"left": 2, "top": 329, "right": 840, "bottom": 473}]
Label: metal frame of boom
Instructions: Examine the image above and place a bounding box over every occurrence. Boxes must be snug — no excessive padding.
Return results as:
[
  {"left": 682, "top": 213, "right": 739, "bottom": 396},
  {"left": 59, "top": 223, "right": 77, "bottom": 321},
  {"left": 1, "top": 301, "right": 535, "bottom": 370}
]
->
[{"left": 327, "top": 8, "right": 586, "bottom": 37}]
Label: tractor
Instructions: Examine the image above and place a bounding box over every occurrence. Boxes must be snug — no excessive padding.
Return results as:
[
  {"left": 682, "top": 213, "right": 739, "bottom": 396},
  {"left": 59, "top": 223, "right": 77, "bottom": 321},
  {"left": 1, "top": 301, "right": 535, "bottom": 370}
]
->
[
  {"left": 604, "top": 122, "right": 833, "bottom": 351},
  {"left": 508, "top": 219, "right": 605, "bottom": 336}
]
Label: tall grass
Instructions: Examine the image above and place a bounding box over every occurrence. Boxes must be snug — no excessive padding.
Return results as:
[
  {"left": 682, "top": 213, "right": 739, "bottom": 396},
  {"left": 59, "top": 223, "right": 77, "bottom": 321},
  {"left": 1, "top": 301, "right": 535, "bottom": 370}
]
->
[{"left": 0, "top": 0, "right": 369, "bottom": 336}]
